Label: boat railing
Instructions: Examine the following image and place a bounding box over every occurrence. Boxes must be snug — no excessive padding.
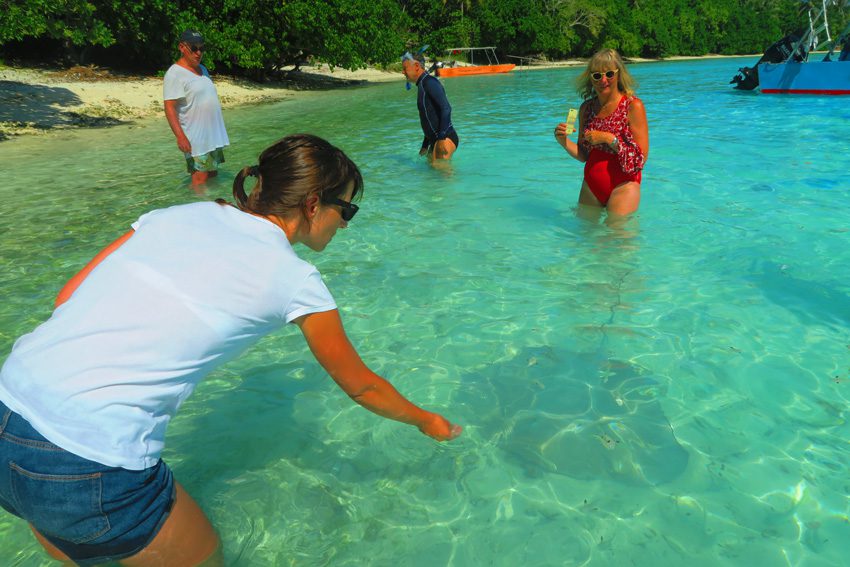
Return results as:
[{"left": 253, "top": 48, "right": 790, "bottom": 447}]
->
[
  {"left": 443, "top": 47, "right": 501, "bottom": 66},
  {"left": 793, "top": 0, "right": 845, "bottom": 62},
  {"left": 823, "top": 20, "right": 850, "bottom": 60},
  {"left": 506, "top": 55, "right": 544, "bottom": 71}
]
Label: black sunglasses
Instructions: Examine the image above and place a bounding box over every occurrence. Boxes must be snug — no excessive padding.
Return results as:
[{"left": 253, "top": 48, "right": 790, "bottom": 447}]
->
[
  {"left": 591, "top": 69, "right": 618, "bottom": 81},
  {"left": 186, "top": 44, "right": 205, "bottom": 53},
  {"left": 326, "top": 197, "right": 359, "bottom": 222}
]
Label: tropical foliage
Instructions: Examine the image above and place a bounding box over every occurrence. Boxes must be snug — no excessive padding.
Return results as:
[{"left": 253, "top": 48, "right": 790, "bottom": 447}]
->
[{"left": 1, "top": 0, "right": 848, "bottom": 75}]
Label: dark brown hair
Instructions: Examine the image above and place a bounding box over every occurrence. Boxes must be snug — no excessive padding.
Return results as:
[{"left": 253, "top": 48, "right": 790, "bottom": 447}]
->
[{"left": 229, "top": 134, "right": 363, "bottom": 222}]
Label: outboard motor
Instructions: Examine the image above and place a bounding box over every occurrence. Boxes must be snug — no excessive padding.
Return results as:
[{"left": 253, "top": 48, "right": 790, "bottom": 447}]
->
[
  {"left": 730, "top": 65, "right": 760, "bottom": 90},
  {"left": 731, "top": 32, "right": 803, "bottom": 90},
  {"left": 428, "top": 60, "right": 443, "bottom": 76}
]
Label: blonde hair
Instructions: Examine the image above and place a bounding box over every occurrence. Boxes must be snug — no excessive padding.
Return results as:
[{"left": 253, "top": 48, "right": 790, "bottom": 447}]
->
[{"left": 576, "top": 49, "right": 637, "bottom": 100}]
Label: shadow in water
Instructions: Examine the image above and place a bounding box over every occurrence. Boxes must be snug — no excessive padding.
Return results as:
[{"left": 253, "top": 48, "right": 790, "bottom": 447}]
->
[
  {"left": 459, "top": 345, "right": 689, "bottom": 486},
  {"left": 164, "top": 364, "right": 340, "bottom": 486},
  {"left": 752, "top": 261, "right": 850, "bottom": 329},
  {"left": 164, "top": 351, "right": 453, "bottom": 492}
]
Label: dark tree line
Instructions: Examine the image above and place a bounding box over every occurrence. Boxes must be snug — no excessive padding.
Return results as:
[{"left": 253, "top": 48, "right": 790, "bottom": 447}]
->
[{"left": 1, "top": 0, "right": 847, "bottom": 77}]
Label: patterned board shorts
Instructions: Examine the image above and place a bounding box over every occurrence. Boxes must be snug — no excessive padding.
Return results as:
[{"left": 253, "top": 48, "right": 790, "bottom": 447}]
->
[{"left": 184, "top": 147, "right": 225, "bottom": 173}]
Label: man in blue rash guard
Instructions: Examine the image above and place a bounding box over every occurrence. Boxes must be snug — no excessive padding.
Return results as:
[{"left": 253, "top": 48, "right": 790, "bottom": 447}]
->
[{"left": 402, "top": 52, "right": 459, "bottom": 160}]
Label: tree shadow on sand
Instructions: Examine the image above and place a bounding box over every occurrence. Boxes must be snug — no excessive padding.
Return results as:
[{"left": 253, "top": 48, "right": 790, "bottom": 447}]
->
[
  {"left": 269, "top": 69, "right": 377, "bottom": 92},
  {"left": 0, "top": 81, "right": 126, "bottom": 141}
]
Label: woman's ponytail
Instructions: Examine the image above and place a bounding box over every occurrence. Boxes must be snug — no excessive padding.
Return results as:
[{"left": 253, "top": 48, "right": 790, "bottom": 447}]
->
[
  {"left": 227, "top": 135, "right": 362, "bottom": 220},
  {"left": 232, "top": 165, "right": 261, "bottom": 210}
]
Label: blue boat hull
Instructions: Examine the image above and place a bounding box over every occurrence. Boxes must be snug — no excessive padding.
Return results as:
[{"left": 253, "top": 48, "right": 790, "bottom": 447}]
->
[{"left": 759, "top": 60, "right": 850, "bottom": 94}]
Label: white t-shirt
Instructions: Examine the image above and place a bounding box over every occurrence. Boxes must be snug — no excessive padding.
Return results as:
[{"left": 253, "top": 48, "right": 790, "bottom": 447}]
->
[
  {"left": 0, "top": 202, "right": 336, "bottom": 470},
  {"left": 163, "top": 63, "right": 230, "bottom": 156}
]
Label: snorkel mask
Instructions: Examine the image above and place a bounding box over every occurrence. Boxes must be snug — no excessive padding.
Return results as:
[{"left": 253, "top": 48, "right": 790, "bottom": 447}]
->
[{"left": 402, "top": 45, "right": 429, "bottom": 90}]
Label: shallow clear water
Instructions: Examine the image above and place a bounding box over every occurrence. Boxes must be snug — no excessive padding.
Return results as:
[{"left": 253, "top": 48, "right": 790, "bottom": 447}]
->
[{"left": 2, "top": 57, "right": 849, "bottom": 566}]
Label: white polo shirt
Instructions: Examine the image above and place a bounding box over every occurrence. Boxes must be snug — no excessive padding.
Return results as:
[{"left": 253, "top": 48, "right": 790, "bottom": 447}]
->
[{"left": 0, "top": 202, "right": 336, "bottom": 470}]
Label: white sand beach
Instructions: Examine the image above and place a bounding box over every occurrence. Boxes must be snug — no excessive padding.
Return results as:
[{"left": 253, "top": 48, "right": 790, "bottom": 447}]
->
[{"left": 0, "top": 63, "right": 400, "bottom": 140}]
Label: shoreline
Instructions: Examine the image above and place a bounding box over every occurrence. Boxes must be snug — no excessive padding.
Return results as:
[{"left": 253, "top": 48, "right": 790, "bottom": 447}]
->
[
  {"left": 0, "top": 63, "right": 400, "bottom": 141},
  {"left": 0, "top": 54, "right": 753, "bottom": 141}
]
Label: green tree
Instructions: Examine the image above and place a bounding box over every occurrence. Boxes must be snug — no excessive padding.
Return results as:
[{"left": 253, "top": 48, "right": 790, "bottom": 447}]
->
[
  {"left": 87, "top": 1, "right": 178, "bottom": 69},
  {"left": 2, "top": 0, "right": 839, "bottom": 77},
  {"left": 170, "top": 0, "right": 409, "bottom": 77},
  {"left": 1, "top": 0, "right": 115, "bottom": 63},
  {"left": 287, "top": 0, "right": 410, "bottom": 70}
]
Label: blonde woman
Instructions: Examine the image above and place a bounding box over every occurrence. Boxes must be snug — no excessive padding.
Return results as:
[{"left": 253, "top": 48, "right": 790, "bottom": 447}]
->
[{"left": 554, "top": 49, "right": 649, "bottom": 216}]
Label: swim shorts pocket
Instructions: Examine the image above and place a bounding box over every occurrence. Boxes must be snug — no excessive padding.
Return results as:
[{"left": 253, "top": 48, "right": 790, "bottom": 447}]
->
[{"left": 9, "top": 462, "right": 111, "bottom": 544}]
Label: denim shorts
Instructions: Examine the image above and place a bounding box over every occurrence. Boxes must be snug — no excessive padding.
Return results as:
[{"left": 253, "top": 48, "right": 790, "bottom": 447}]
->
[{"left": 0, "top": 400, "right": 175, "bottom": 565}]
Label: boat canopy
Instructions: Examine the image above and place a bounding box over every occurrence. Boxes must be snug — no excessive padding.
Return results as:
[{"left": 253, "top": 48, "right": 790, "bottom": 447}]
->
[{"left": 442, "top": 47, "right": 502, "bottom": 66}]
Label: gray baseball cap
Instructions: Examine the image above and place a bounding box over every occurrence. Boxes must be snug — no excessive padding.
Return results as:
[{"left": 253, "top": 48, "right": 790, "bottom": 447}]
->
[{"left": 179, "top": 30, "right": 204, "bottom": 45}]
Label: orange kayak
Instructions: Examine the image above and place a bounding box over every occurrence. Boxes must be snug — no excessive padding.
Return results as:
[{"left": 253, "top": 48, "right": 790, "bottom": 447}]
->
[{"left": 437, "top": 64, "right": 516, "bottom": 77}]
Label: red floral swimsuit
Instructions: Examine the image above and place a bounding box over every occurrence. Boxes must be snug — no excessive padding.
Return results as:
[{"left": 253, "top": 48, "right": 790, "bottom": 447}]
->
[{"left": 578, "top": 95, "right": 645, "bottom": 205}]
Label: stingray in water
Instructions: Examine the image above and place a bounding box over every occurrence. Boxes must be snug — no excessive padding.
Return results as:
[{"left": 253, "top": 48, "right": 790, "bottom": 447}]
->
[
  {"left": 751, "top": 261, "right": 850, "bottom": 330},
  {"left": 462, "top": 346, "right": 689, "bottom": 486}
]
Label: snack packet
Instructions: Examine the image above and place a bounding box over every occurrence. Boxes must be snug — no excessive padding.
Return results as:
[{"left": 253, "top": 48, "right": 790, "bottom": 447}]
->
[{"left": 565, "top": 108, "right": 578, "bottom": 135}]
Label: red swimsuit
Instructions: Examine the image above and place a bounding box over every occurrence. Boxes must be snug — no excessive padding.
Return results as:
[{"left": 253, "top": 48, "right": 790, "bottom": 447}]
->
[{"left": 579, "top": 96, "right": 645, "bottom": 205}]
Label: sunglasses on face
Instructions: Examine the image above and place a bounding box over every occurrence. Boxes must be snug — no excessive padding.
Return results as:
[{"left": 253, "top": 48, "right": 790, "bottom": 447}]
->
[
  {"left": 591, "top": 69, "right": 618, "bottom": 81},
  {"left": 326, "top": 197, "right": 359, "bottom": 222},
  {"left": 184, "top": 44, "right": 205, "bottom": 53}
]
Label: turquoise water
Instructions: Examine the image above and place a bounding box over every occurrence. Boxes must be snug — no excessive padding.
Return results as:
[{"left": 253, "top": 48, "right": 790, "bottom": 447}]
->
[{"left": 1, "top": 57, "right": 849, "bottom": 566}]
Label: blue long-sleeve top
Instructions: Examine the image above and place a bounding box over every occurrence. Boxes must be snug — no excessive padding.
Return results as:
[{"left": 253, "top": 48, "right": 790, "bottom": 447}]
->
[{"left": 416, "top": 73, "right": 456, "bottom": 148}]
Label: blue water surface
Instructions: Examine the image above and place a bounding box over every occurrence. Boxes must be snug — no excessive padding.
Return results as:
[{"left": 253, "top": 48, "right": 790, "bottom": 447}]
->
[{"left": 1, "top": 57, "right": 849, "bottom": 566}]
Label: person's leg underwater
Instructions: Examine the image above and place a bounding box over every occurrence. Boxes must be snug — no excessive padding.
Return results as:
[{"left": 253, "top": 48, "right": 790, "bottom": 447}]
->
[
  {"left": 605, "top": 181, "right": 640, "bottom": 217},
  {"left": 120, "top": 481, "right": 222, "bottom": 567}
]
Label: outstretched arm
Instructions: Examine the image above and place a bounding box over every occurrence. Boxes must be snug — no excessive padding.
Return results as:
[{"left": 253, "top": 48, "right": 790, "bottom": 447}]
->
[
  {"left": 295, "top": 309, "right": 461, "bottom": 441},
  {"left": 55, "top": 230, "right": 135, "bottom": 308}
]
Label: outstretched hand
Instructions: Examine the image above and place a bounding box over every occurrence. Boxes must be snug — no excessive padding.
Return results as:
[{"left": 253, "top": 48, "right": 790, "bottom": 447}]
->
[{"left": 419, "top": 412, "right": 462, "bottom": 441}]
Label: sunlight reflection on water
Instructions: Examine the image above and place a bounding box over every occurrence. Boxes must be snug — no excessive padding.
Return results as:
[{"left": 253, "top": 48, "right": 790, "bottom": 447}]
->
[{"left": 1, "top": 58, "right": 849, "bottom": 566}]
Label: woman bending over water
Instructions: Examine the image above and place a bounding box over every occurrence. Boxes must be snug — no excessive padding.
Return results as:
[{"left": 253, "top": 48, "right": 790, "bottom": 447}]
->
[
  {"left": 554, "top": 49, "right": 649, "bottom": 216},
  {"left": 0, "top": 134, "right": 461, "bottom": 566}
]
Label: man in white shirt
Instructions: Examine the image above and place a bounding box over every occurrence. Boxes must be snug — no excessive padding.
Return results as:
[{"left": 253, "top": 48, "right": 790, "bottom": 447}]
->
[{"left": 163, "top": 30, "right": 230, "bottom": 186}]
